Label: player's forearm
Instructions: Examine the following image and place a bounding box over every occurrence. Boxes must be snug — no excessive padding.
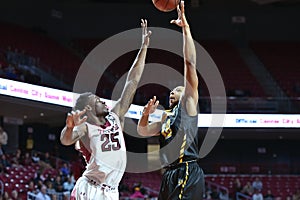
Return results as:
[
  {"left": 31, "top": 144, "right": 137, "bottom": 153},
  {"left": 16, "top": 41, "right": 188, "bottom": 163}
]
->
[
  {"left": 60, "top": 123, "right": 86, "bottom": 146},
  {"left": 137, "top": 114, "right": 161, "bottom": 136},
  {"left": 138, "top": 113, "right": 150, "bottom": 127},
  {"left": 137, "top": 114, "right": 150, "bottom": 136},
  {"left": 183, "top": 24, "right": 198, "bottom": 95},
  {"left": 183, "top": 25, "right": 196, "bottom": 68},
  {"left": 116, "top": 46, "right": 148, "bottom": 116},
  {"left": 60, "top": 126, "right": 75, "bottom": 146},
  {"left": 126, "top": 45, "right": 148, "bottom": 83}
]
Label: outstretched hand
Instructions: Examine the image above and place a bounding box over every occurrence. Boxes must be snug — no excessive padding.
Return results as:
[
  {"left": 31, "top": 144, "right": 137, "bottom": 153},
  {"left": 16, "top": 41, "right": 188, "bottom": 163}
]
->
[
  {"left": 170, "top": 1, "right": 188, "bottom": 27},
  {"left": 66, "top": 109, "right": 87, "bottom": 128},
  {"left": 141, "top": 19, "right": 152, "bottom": 47},
  {"left": 143, "top": 96, "right": 159, "bottom": 116}
]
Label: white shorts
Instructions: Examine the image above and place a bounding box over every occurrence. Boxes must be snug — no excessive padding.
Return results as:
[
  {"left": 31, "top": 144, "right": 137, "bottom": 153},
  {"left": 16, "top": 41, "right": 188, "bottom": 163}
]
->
[{"left": 70, "top": 176, "right": 119, "bottom": 200}]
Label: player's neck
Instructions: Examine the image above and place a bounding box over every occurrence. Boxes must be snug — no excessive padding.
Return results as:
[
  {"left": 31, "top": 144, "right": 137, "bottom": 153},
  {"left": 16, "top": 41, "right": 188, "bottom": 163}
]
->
[
  {"left": 97, "top": 117, "right": 107, "bottom": 126},
  {"left": 95, "top": 116, "right": 107, "bottom": 126},
  {"left": 88, "top": 115, "right": 107, "bottom": 126}
]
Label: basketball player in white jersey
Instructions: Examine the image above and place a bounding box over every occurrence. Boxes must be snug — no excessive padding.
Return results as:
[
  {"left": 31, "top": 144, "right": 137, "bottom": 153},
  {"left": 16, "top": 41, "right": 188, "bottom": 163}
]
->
[{"left": 60, "top": 19, "right": 151, "bottom": 200}]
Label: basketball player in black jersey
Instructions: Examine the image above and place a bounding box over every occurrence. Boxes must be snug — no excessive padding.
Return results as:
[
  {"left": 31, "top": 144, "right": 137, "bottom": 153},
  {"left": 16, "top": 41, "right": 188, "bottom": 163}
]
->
[{"left": 137, "top": 1, "right": 204, "bottom": 200}]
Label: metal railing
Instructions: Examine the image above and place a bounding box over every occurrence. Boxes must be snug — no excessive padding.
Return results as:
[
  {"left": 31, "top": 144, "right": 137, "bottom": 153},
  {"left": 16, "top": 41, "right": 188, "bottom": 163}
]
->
[
  {"left": 27, "top": 191, "right": 70, "bottom": 200},
  {"left": 205, "top": 180, "right": 229, "bottom": 195},
  {"left": 236, "top": 192, "right": 252, "bottom": 200}
]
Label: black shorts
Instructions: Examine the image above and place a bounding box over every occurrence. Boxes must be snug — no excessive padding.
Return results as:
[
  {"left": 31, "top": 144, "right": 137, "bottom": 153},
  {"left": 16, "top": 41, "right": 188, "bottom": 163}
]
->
[{"left": 158, "top": 160, "right": 205, "bottom": 200}]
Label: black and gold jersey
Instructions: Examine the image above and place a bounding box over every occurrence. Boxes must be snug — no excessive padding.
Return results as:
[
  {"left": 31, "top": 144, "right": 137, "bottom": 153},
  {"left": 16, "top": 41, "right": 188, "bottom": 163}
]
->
[{"left": 159, "top": 102, "right": 199, "bottom": 167}]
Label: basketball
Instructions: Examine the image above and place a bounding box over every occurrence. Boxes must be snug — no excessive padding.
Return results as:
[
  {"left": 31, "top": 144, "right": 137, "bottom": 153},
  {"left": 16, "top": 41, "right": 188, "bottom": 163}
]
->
[{"left": 152, "top": 0, "right": 180, "bottom": 12}]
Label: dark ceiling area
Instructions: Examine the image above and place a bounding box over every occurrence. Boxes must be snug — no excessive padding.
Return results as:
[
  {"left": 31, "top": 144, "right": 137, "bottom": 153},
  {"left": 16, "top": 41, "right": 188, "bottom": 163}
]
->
[{"left": 88, "top": 0, "right": 300, "bottom": 6}]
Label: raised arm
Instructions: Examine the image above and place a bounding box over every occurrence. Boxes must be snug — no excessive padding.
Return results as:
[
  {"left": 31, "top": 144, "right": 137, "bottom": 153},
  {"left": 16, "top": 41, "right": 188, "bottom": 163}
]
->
[
  {"left": 137, "top": 96, "right": 162, "bottom": 137},
  {"left": 112, "top": 19, "right": 151, "bottom": 125},
  {"left": 60, "top": 109, "right": 87, "bottom": 146},
  {"left": 171, "top": 1, "right": 198, "bottom": 116}
]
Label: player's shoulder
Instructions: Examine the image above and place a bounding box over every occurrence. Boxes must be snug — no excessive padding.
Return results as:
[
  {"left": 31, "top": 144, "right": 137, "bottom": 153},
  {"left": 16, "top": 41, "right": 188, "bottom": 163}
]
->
[
  {"left": 107, "top": 111, "right": 123, "bottom": 125},
  {"left": 108, "top": 111, "right": 119, "bottom": 119}
]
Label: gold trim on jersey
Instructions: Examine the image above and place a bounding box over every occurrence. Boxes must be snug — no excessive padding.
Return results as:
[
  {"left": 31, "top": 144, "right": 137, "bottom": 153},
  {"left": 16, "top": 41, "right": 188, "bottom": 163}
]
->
[
  {"left": 178, "top": 134, "right": 187, "bottom": 163},
  {"left": 161, "top": 105, "right": 178, "bottom": 139},
  {"left": 178, "top": 162, "right": 189, "bottom": 199},
  {"left": 161, "top": 118, "right": 172, "bottom": 139}
]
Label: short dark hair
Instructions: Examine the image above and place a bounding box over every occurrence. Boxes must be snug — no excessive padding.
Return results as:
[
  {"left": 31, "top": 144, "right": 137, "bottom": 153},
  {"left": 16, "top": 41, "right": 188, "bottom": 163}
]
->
[{"left": 73, "top": 92, "right": 93, "bottom": 111}]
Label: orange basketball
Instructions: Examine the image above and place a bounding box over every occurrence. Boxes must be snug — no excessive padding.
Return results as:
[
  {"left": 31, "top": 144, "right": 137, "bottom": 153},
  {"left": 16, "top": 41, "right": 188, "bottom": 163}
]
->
[{"left": 152, "top": 0, "right": 180, "bottom": 12}]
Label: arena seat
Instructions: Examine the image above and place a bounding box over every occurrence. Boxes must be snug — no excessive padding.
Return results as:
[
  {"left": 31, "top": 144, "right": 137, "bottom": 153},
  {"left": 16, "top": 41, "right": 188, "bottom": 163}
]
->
[
  {"left": 250, "top": 41, "right": 300, "bottom": 98},
  {"left": 0, "top": 22, "right": 82, "bottom": 85}
]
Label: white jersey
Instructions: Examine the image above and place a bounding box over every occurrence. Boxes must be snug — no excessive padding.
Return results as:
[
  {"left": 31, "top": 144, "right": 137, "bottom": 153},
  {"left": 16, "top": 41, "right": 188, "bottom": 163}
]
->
[{"left": 77, "top": 112, "right": 126, "bottom": 187}]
